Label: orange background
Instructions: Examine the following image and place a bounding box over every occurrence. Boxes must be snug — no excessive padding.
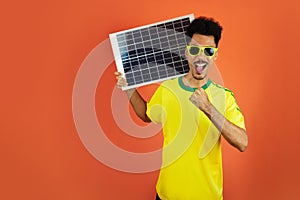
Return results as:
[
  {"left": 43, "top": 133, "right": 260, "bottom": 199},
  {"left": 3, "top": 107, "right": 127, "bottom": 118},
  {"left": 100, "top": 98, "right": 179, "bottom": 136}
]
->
[{"left": 1, "top": 0, "right": 300, "bottom": 199}]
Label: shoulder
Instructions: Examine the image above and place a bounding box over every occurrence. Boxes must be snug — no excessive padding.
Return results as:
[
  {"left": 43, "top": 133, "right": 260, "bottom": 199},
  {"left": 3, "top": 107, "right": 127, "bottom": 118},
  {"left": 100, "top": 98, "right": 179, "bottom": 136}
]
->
[
  {"left": 161, "top": 77, "right": 179, "bottom": 86},
  {"left": 209, "top": 81, "right": 236, "bottom": 98},
  {"left": 159, "top": 77, "right": 180, "bottom": 90}
]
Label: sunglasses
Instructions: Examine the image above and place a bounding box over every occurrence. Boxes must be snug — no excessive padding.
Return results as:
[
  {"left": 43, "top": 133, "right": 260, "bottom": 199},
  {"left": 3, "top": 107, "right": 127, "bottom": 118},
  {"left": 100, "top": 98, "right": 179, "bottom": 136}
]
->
[{"left": 186, "top": 45, "right": 218, "bottom": 58}]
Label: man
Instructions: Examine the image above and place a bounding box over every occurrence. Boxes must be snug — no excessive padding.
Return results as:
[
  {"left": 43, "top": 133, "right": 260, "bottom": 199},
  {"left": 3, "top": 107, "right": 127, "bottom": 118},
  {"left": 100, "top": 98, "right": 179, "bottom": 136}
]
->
[{"left": 115, "top": 16, "right": 248, "bottom": 200}]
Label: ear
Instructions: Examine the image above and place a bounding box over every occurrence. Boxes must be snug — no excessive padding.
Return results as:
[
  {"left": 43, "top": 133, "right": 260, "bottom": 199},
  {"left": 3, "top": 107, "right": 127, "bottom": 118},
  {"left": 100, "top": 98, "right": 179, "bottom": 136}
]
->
[
  {"left": 184, "top": 47, "right": 188, "bottom": 59},
  {"left": 213, "top": 51, "right": 219, "bottom": 61}
]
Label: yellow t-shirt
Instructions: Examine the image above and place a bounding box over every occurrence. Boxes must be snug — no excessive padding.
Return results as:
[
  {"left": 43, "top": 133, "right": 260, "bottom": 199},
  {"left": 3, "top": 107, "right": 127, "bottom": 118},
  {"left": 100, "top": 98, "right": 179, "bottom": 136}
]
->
[{"left": 146, "top": 77, "right": 245, "bottom": 200}]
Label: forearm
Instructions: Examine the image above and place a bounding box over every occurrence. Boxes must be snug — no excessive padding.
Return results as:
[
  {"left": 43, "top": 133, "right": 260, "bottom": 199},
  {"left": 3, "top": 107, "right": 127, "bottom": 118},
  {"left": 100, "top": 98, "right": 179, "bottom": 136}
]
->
[
  {"left": 203, "top": 104, "right": 248, "bottom": 152},
  {"left": 126, "top": 89, "right": 151, "bottom": 123}
]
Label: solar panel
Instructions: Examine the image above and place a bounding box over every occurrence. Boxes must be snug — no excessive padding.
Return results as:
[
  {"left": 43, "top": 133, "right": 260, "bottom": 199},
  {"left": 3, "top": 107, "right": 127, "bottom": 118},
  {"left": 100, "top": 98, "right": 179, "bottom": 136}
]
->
[{"left": 109, "top": 14, "right": 194, "bottom": 90}]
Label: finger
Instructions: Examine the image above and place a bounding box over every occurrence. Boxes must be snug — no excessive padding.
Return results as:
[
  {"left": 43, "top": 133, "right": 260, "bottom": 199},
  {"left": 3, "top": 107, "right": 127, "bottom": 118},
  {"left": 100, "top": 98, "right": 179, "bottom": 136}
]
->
[
  {"left": 195, "top": 88, "right": 206, "bottom": 97},
  {"left": 189, "top": 96, "right": 195, "bottom": 102},
  {"left": 192, "top": 90, "right": 201, "bottom": 98},
  {"left": 189, "top": 93, "right": 197, "bottom": 102},
  {"left": 116, "top": 75, "right": 126, "bottom": 82},
  {"left": 117, "top": 77, "right": 127, "bottom": 84},
  {"left": 117, "top": 78, "right": 128, "bottom": 87},
  {"left": 117, "top": 83, "right": 128, "bottom": 88},
  {"left": 189, "top": 95, "right": 198, "bottom": 106},
  {"left": 115, "top": 72, "right": 123, "bottom": 80},
  {"left": 119, "top": 78, "right": 127, "bottom": 85},
  {"left": 198, "top": 88, "right": 205, "bottom": 93},
  {"left": 116, "top": 76, "right": 124, "bottom": 80},
  {"left": 117, "top": 82, "right": 125, "bottom": 88},
  {"left": 114, "top": 71, "right": 122, "bottom": 76},
  {"left": 195, "top": 88, "right": 203, "bottom": 93}
]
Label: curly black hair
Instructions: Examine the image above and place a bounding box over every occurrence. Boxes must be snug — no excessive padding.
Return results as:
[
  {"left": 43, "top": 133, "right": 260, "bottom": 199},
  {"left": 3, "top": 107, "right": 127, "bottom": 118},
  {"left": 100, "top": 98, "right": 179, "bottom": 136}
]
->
[{"left": 186, "top": 16, "right": 223, "bottom": 47}]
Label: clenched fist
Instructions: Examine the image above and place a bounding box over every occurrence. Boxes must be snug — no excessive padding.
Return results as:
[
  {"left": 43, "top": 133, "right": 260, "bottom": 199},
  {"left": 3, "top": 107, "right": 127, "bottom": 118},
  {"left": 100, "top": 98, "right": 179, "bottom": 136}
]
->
[{"left": 189, "top": 88, "right": 212, "bottom": 112}]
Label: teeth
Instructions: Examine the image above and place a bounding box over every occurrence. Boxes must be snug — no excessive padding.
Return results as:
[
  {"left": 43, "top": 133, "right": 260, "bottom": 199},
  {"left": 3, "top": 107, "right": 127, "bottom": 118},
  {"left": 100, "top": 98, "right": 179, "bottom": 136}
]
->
[{"left": 195, "top": 62, "right": 206, "bottom": 67}]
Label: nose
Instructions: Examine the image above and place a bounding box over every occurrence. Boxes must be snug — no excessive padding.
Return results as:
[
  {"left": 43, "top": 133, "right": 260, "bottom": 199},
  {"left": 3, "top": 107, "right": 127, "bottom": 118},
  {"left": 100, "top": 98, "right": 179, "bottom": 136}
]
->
[{"left": 196, "top": 49, "right": 206, "bottom": 59}]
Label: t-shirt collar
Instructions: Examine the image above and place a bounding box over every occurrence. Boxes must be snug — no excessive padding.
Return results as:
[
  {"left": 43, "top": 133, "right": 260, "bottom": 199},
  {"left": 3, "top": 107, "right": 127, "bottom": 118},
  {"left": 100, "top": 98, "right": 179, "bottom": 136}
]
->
[{"left": 178, "top": 76, "right": 212, "bottom": 92}]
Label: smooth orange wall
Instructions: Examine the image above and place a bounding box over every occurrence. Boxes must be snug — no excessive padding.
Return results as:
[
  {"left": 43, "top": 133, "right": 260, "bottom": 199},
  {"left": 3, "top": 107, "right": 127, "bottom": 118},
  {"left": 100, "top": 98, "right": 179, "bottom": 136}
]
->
[{"left": 1, "top": 0, "right": 300, "bottom": 199}]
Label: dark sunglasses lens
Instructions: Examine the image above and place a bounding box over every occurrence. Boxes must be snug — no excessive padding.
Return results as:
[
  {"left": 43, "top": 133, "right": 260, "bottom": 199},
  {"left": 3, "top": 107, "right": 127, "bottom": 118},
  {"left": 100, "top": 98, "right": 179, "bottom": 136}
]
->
[
  {"left": 204, "top": 48, "right": 215, "bottom": 56},
  {"left": 189, "top": 46, "right": 200, "bottom": 55}
]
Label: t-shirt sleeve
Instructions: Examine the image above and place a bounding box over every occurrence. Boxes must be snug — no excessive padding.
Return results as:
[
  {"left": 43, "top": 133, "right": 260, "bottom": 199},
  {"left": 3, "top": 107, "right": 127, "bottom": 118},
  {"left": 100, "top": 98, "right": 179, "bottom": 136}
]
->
[
  {"left": 146, "top": 85, "right": 165, "bottom": 124},
  {"left": 225, "top": 92, "right": 246, "bottom": 130}
]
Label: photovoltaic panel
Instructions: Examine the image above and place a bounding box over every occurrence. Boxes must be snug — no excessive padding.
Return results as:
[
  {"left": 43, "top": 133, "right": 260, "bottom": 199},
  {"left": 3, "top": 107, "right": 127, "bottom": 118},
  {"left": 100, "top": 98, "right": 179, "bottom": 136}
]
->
[{"left": 109, "top": 14, "right": 194, "bottom": 90}]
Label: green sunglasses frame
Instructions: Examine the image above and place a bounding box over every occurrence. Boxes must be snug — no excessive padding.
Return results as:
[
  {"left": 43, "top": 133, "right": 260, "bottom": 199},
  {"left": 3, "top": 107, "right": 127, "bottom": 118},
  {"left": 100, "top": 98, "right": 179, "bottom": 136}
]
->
[{"left": 186, "top": 45, "right": 218, "bottom": 58}]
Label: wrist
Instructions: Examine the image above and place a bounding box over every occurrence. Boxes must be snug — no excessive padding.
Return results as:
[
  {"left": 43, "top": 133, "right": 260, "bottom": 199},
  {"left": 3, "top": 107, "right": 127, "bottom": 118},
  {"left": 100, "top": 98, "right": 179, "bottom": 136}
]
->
[
  {"left": 201, "top": 102, "right": 214, "bottom": 116},
  {"left": 125, "top": 88, "right": 136, "bottom": 100}
]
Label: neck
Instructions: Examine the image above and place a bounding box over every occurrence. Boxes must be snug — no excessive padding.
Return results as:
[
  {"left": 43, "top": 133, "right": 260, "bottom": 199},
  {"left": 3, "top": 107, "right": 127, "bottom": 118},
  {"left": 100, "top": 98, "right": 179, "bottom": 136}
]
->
[{"left": 183, "top": 73, "right": 208, "bottom": 88}]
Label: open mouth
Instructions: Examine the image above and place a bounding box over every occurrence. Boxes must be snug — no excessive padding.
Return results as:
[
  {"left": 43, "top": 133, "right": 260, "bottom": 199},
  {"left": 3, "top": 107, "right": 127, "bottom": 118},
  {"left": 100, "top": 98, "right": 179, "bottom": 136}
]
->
[{"left": 194, "top": 61, "right": 208, "bottom": 74}]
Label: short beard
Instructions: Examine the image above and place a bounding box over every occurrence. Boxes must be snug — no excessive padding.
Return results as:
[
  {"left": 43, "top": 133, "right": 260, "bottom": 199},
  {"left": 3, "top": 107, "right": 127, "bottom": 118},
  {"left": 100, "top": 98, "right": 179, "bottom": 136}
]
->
[{"left": 192, "top": 73, "right": 206, "bottom": 80}]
